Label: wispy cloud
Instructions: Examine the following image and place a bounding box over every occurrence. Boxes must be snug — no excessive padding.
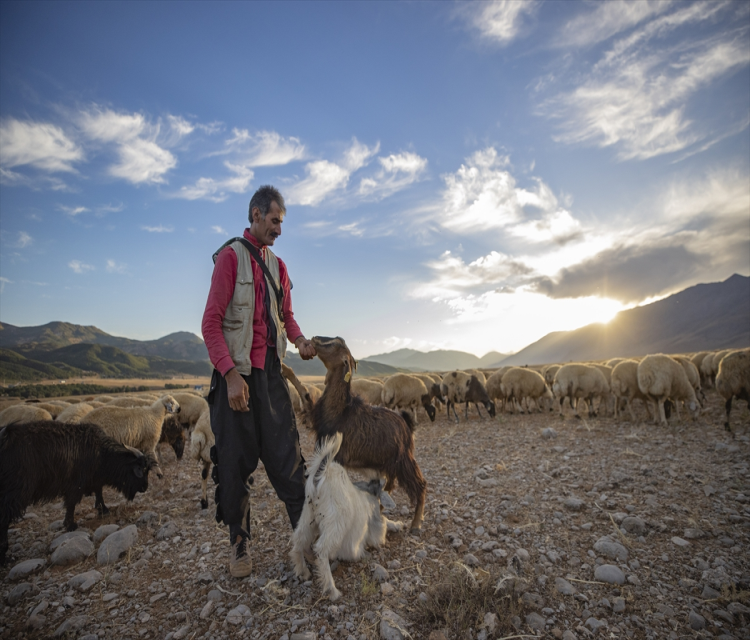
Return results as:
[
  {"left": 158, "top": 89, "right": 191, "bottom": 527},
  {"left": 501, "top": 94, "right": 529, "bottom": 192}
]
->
[
  {"left": 286, "top": 138, "right": 379, "bottom": 206},
  {"left": 221, "top": 129, "right": 306, "bottom": 166},
  {"left": 141, "top": 224, "right": 174, "bottom": 233},
  {"left": 78, "top": 107, "right": 178, "bottom": 184},
  {"left": 212, "top": 225, "right": 227, "bottom": 235},
  {"left": 0, "top": 118, "right": 83, "bottom": 173},
  {"left": 68, "top": 260, "right": 95, "bottom": 274},
  {"left": 16, "top": 232, "right": 33, "bottom": 248},
  {"left": 175, "top": 161, "right": 254, "bottom": 202},
  {"left": 358, "top": 151, "right": 427, "bottom": 200},
  {"left": 59, "top": 205, "right": 90, "bottom": 217},
  {"left": 460, "top": 0, "right": 539, "bottom": 45},
  {"left": 541, "top": 2, "right": 750, "bottom": 160},
  {"left": 106, "top": 259, "right": 127, "bottom": 273},
  {"left": 0, "top": 277, "right": 10, "bottom": 293}
]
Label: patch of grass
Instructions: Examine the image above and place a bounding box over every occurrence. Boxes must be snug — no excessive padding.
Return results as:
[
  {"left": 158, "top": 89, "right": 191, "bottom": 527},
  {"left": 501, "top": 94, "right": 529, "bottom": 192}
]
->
[
  {"left": 413, "top": 564, "right": 526, "bottom": 638},
  {"left": 360, "top": 570, "right": 379, "bottom": 597}
]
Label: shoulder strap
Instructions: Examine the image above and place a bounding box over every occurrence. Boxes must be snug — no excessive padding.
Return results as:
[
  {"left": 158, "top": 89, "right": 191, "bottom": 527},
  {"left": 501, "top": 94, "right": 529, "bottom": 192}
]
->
[{"left": 235, "top": 238, "right": 283, "bottom": 307}]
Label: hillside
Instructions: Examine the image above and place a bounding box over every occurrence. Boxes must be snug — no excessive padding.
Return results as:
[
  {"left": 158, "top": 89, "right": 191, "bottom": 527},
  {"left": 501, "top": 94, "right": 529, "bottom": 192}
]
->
[
  {"left": 498, "top": 273, "right": 750, "bottom": 366},
  {"left": 363, "top": 348, "right": 511, "bottom": 372},
  {"left": 283, "top": 352, "right": 402, "bottom": 378}
]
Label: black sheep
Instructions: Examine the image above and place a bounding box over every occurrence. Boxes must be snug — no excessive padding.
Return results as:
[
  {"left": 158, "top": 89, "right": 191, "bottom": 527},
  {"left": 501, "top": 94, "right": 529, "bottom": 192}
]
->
[{"left": 0, "top": 421, "right": 150, "bottom": 564}]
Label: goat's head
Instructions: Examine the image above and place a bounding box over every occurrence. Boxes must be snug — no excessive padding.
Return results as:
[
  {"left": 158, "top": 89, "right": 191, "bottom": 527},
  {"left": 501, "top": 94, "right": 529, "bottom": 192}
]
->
[
  {"left": 311, "top": 336, "right": 357, "bottom": 381},
  {"left": 120, "top": 445, "right": 150, "bottom": 498}
]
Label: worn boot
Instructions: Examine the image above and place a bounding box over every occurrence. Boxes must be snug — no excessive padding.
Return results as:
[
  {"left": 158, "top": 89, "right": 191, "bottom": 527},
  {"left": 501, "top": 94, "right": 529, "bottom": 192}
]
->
[{"left": 229, "top": 534, "right": 252, "bottom": 578}]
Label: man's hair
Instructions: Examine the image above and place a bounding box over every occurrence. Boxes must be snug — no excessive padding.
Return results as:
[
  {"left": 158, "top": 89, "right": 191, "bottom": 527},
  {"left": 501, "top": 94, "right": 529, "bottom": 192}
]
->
[{"left": 248, "top": 185, "right": 286, "bottom": 222}]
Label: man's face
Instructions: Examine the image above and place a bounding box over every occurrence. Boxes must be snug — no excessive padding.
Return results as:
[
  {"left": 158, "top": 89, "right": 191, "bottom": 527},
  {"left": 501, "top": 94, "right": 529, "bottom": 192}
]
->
[{"left": 251, "top": 200, "right": 284, "bottom": 246}]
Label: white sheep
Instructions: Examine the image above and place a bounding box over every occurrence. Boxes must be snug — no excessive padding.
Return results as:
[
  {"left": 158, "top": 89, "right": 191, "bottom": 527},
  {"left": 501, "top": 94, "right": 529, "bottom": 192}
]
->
[
  {"left": 466, "top": 369, "right": 486, "bottom": 385},
  {"left": 84, "top": 394, "right": 180, "bottom": 477},
  {"left": 92, "top": 395, "right": 115, "bottom": 403},
  {"left": 605, "top": 357, "right": 625, "bottom": 369},
  {"left": 171, "top": 392, "right": 209, "bottom": 430},
  {"left": 542, "top": 364, "right": 561, "bottom": 386},
  {"left": 440, "top": 371, "right": 470, "bottom": 422},
  {"left": 500, "top": 367, "right": 552, "bottom": 414},
  {"left": 412, "top": 374, "right": 444, "bottom": 411},
  {"left": 0, "top": 404, "right": 53, "bottom": 427},
  {"left": 105, "top": 397, "right": 153, "bottom": 408},
  {"left": 610, "top": 360, "right": 653, "bottom": 423},
  {"left": 56, "top": 402, "right": 95, "bottom": 424},
  {"left": 189, "top": 409, "right": 215, "bottom": 509},
  {"left": 590, "top": 364, "right": 615, "bottom": 416},
  {"left": 26, "top": 401, "right": 70, "bottom": 418},
  {"left": 381, "top": 374, "right": 436, "bottom": 424},
  {"left": 637, "top": 354, "right": 699, "bottom": 425},
  {"left": 552, "top": 364, "right": 609, "bottom": 419},
  {"left": 715, "top": 349, "right": 750, "bottom": 433},
  {"left": 673, "top": 356, "right": 705, "bottom": 406},
  {"left": 485, "top": 370, "right": 505, "bottom": 413},
  {"left": 351, "top": 378, "right": 385, "bottom": 406}
]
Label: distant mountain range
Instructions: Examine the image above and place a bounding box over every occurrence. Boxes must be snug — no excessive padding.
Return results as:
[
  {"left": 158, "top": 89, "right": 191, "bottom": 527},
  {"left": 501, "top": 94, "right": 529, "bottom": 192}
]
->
[
  {"left": 498, "top": 273, "right": 749, "bottom": 366},
  {"left": 1, "top": 273, "right": 747, "bottom": 382}
]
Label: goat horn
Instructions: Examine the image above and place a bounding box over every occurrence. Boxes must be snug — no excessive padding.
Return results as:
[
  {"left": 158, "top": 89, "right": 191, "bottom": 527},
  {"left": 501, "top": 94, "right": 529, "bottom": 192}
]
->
[{"left": 124, "top": 445, "right": 144, "bottom": 458}]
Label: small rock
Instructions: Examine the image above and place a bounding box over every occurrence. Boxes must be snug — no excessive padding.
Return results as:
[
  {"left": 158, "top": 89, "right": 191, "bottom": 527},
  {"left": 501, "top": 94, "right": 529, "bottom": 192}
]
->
[
  {"left": 585, "top": 617, "right": 607, "bottom": 632},
  {"left": 688, "top": 610, "right": 706, "bottom": 630},
  {"left": 541, "top": 428, "right": 558, "bottom": 439},
  {"left": 613, "top": 597, "right": 626, "bottom": 613},
  {"left": 701, "top": 585, "right": 721, "bottom": 600},
  {"left": 380, "top": 609, "right": 409, "bottom": 640},
  {"left": 93, "top": 524, "right": 120, "bottom": 544},
  {"left": 593, "top": 536, "right": 628, "bottom": 561},
  {"left": 7, "top": 558, "right": 45, "bottom": 581},
  {"left": 683, "top": 528, "right": 704, "bottom": 540},
  {"left": 525, "top": 612, "right": 546, "bottom": 631},
  {"left": 621, "top": 516, "right": 646, "bottom": 535},
  {"left": 200, "top": 600, "right": 215, "bottom": 619},
  {"left": 463, "top": 553, "right": 480, "bottom": 566},
  {"left": 156, "top": 521, "right": 179, "bottom": 540},
  {"left": 50, "top": 530, "right": 90, "bottom": 552},
  {"left": 68, "top": 570, "right": 103, "bottom": 592},
  {"left": 6, "top": 582, "right": 37, "bottom": 606},
  {"left": 173, "top": 624, "right": 191, "bottom": 640},
  {"left": 51, "top": 536, "right": 95, "bottom": 566},
  {"left": 555, "top": 578, "right": 576, "bottom": 595},
  {"left": 381, "top": 582, "right": 395, "bottom": 595},
  {"left": 136, "top": 511, "right": 159, "bottom": 526},
  {"left": 372, "top": 564, "right": 389, "bottom": 582},
  {"left": 226, "top": 604, "right": 252, "bottom": 625},
  {"left": 564, "top": 498, "right": 584, "bottom": 511},
  {"left": 53, "top": 615, "right": 89, "bottom": 637},
  {"left": 97, "top": 525, "right": 138, "bottom": 565},
  {"left": 594, "top": 564, "right": 625, "bottom": 585},
  {"left": 671, "top": 536, "right": 689, "bottom": 547},
  {"left": 197, "top": 571, "right": 214, "bottom": 584}
]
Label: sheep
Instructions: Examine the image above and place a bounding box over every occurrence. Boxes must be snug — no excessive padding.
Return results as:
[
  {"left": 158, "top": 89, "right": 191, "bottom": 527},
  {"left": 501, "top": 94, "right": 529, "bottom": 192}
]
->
[
  {"left": 440, "top": 371, "right": 470, "bottom": 422},
  {"left": 171, "top": 392, "right": 209, "bottom": 431},
  {"left": 105, "top": 397, "right": 153, "bottom": 408},
  {"left": 0, "top": 404, "right": 53, "bottom": 427},
  {"left": 606, "top": 358, "right": 625, "bottom": 369},
  {"left": 500, "top": 368, "right": 553, "bottom": 414},
  {"left": 288, "top": 381, "right": 304, "bottom": 415},
  {"left": 0, "top": 421, "right": 150, "bottom": 563},
  {"left": 25, "top": 401, "right": 70, "bottom": 418},
  {"left": 382, "top": 374, "right": 436, "bottom": 425},
  {"left": 590, "top": 364, "right": 615, "bottom": 416},
  {"left": 350, "top": 378, "right": 385, "bottom": 406},
  {"left": 466, "top": 369, "right": 487, "bottom": 385},
  {"left": 189, "top": 410, "right": 215, "bottom": 509},
  {"left": 637, "top": 354, "right": 700, "bottom": 425},
  {"left": 309, "top": 336, "right": 427, "bottom": 532},
  {"left": 412, "top": 374, "right": 444, "bottom": 411},
  {"left": 542, "top": 364, "right": 561, "bottom": 386},
  {"left": 715, "top": 349, "right": 750, "bottom": 433},
  {"left": 552, "top": 364, "right": 609, "bottom": 419},
  {"left": 673, "top": 356, "right": 706, "bottom": 406},
  {"left": 158, "top": 413, "right": 186, "bottom": 460},
  {"left": 93, "top": 395, "right": 115, "bottom": 403},
  {"left": 84, "top": 395, "right": 180, "bottom": 478},
  {"left": 462, "top": 374, "right": 495, "bottom": 421},
  {"left": 610, "top": 360, "right": 653, "bottom": 422},
  {"left": 699, "top": 352, "right": 718, "bottom": 388},
  {"left": 56, "top": 402, "right": 95, "bottom": 424}
]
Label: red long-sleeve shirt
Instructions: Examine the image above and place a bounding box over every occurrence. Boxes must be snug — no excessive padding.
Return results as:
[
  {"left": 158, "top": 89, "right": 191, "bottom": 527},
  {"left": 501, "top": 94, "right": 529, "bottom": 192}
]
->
[{"left": 201, "top": 230, "right": 304, "bottom": 376}]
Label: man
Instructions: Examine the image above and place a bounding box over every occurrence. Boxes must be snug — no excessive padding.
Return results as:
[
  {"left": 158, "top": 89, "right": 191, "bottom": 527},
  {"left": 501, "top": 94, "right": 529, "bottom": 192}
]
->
[{"left": 201, "top": 185, "right": 316, "bottom": 578}]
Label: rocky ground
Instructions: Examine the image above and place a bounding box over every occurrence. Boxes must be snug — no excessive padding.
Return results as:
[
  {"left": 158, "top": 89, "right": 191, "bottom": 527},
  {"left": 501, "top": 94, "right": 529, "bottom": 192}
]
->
[{"left": 1, "top": 389, "right": 749, "bottom": 640}]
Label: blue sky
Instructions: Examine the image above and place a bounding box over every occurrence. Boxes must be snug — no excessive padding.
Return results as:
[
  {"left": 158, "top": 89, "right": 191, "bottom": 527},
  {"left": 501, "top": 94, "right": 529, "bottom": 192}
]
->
[{"left": 1, "top": 1, "right": 748, "bottom": 359}]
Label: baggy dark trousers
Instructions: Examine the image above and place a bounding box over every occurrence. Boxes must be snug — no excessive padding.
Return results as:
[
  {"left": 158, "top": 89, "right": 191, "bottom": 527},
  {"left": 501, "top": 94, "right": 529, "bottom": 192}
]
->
[{"left": 208, "top": 348, "right": 305, "bottom": 539}]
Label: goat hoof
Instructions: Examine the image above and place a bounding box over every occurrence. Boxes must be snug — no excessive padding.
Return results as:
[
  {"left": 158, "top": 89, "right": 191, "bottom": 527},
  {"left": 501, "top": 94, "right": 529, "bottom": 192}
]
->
[
  {"left": 200, "top": 499, "right": 208, "bottom": 510},
  {"left": 97, "top": 506, "right": 110, "bottom": 516}
]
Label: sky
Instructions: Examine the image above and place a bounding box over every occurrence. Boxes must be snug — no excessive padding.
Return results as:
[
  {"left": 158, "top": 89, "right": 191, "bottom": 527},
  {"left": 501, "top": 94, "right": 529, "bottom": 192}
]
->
[{"left": 1, "top": 1, "right": 748, "bottom": 360}]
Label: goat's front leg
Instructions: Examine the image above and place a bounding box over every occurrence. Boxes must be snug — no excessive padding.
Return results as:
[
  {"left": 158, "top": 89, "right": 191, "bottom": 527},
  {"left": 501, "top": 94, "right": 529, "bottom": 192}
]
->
[{"left": 95, "top": 488, "right": 109, "bottom": 515}]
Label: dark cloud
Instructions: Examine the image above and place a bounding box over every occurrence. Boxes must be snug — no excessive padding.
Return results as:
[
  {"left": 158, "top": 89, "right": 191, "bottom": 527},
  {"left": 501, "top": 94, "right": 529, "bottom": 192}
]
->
[{"left": 530, "top": 241, "right": 710, "bottom": 304}]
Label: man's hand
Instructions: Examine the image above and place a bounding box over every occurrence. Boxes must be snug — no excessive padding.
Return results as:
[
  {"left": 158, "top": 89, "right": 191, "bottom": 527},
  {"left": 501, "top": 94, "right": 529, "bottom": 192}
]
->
[
  {"left": 225, "top": 368, "right": 250, "bottom": 412},
  {"left": 295, "top": 337, "right": 317, "bottom": 361}
]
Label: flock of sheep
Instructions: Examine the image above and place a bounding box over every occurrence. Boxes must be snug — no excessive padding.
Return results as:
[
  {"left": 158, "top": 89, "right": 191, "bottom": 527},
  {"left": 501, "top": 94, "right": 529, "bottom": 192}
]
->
[{"left": 0, "top": 345, "right": 747, "bottom": 567}]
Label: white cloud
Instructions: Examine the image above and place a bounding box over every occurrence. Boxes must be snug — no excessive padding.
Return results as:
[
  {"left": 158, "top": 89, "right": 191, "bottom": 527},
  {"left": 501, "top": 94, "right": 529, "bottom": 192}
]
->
[
  {"left": 0, "top": 277, "right": 10, "bottom": 293},
  {"left": 78, "top": 107, "right": 177, "bottom": 184},
  {"left": 212, "top": 226, "right": 227, "bottom": 234},
  {"left": 286, "top": 138, "right": 379, "bottom": 206},
  {"left": 555, "top": 0, "right": 672, "bottom": 48},
  {"left": 59, "top": 205, "right": 90, "bottom": 217},
  {"left": 16, "top": 232, "right": 33, "bottom": 248},
  {"left": 97, "top": 202, "right": 125, "bottom": 214},
  {"left": 69, "top": 260, "right": 95, "bottom": 274},
  {"left": 462, "top": 0, "right": 539, "bottom": 44},
  {"left": 142, "top": 225, "right": 174, "bottom": 233},
  {"left": 223, "top": 129, "right": 306, "bottom": 166},
  {"left": 0, "top": 118, "right": 83, "bottom": 173},
  {"left": 106, "top": 259, "right": 127, "bottom": 274},
  {"left": 175, "top": 161, "right": 254, "bottom": 202},
  {"left": 543, "top": 2, "right": 750, "bottom": 160},
  {"left": 358, "top": 151, "right": 427, "bottom": 200}
]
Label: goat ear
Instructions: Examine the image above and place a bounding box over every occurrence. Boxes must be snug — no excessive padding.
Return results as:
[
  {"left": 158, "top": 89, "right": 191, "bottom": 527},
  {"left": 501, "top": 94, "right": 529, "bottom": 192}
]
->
[{"left": 132, "top": 464, "right": 144, "bottom": 479}]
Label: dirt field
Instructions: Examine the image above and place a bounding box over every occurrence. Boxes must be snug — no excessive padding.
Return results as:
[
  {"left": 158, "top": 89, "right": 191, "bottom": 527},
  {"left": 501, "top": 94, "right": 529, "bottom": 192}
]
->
[{"left": 1, "top": 386, "right": 749, "bottom": 639}]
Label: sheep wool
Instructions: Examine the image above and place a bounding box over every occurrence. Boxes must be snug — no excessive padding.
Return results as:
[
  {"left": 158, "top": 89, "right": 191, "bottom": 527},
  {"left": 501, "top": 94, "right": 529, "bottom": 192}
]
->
[
  {"left": 171, "top": 392, "right": 209, "bottom": 430},
  {"left": 610, "top": 360, "right": 652, "bottom": 423},
  {"left": 637, "top": 354, "right": 699, "bottom": 425},
  {"left": 715, "top": 349, "right": 750, "bottom": 432},
  {"left": 189, "top": 410, "right": 215, "bottom": 509},
  {"left": 56, "top": 402, "right": 95, "bottom": 424},
  {"left": 552, "top": 364, "right": 609, "bottom": 418},
  {"left": 351, "top": 378, "right": 385, "bottom": 406},
  {"left": 382, "top": 374, "right": 435, "bottom": 424},
  {"left": 0, "top": 404, "right": 54, "bottom": 427},
  {"left": 500, "top": 367, "right": 552, "bottom": 414}
]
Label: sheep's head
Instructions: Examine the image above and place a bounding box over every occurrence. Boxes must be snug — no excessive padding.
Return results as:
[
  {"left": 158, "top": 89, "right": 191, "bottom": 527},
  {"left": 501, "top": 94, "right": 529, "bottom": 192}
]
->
[
  {"left": 311, "top": 336, "right": 357, "bottom": 382},
  {"left": 160, "top": 395, "right": 181, "bottom": 414}
]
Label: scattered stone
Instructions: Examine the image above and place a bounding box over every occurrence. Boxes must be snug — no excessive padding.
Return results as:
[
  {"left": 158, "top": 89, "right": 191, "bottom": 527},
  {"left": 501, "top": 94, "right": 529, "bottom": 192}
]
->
[
  {"left": 156, "top": 521, "right": 179, "bottom": 540},
  {"left": 200, "top": 600, "right": 216, "bottom": 619},
  {"left": 53, "top": 615, "right": 89, "bottom": 637},
  {"left": 586, "top": 617, "right": 607, "bottom": 632},
  {"left": 541, "top": 428, "right": 558, "bottom": 439},
  {"left": 50, "top": 530, "right": 90, "bottom": 551},
  {"left": 372, "top": 564, "right": 389, "bottom": 582},
  {"left": 6, "top": 582, "right": 37, "bottom": 606},
  {"left": 670, "top": 536, "right": 689, "bottom": 547},
  {"left": 593, "top": 536, "right": 629, "bottom": 561},
  {"left": 50, "top": 535, "right": 95, "bottom": 566},
  {"left": 688, "top": 610, "right": 706, "bottom": 630},
  {"left": 463, "top": 553, "right": 479, "bottom": 566},
  {"left": 7, "top": 558, "right": 45, "bottom": 580},
  {"left": 621, "top": 516, "right": 646, "bottom": 535},
  {"left": 136, "top": 511, "right": 159, "bottom": 525},
  {"left": 683, "top": 528, "right": 704, "bottom": 539},
  {"left": 197, "top": 571, "right": 214, "bottom": 584},
  {"left": 93, "top": 524, "right": 120, "bottom": 544},
  {"left": 525, "top": 612, "right": 546, "bottom": 631},
  {"left": 381, "top": 608, "right": 409, "bottom": 640},
  {"left": 97, "top": 524, "right": 138, "bottom": 565},
  {"left": 564, "top": 497, "right": 584, "bottom": 511},
  {"left": 613, "top": 597, "right": 626, "bottom": 613},
  {"left": 173, "top": 624, "right": 191, "bottom": 639},
  {"left": 226, "top": 604, "right": 251, "bottom": 625},
  {"left": 555, "top": 578, "right": 576, "bottom": 595},
  {"left": 594, "top": 564, "right": 626, "bottom": 585},
  {"left": 68, "top": 570, "right": 103, "bottom": 592}
]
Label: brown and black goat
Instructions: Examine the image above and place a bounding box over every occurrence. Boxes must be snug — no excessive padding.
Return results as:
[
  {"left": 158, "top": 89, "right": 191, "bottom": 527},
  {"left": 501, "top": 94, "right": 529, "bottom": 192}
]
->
[{"left": 309, "top": 336, "right": 427, "bottom": 532}]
